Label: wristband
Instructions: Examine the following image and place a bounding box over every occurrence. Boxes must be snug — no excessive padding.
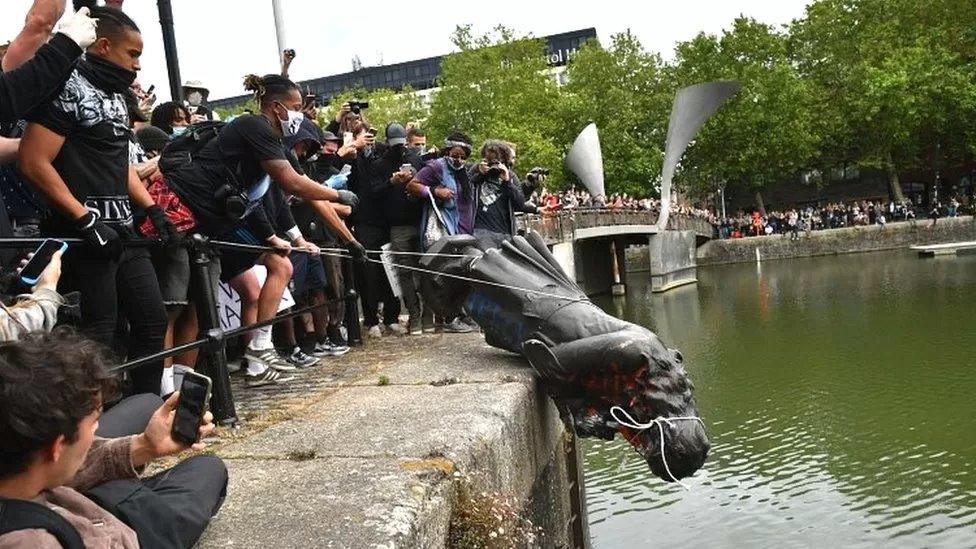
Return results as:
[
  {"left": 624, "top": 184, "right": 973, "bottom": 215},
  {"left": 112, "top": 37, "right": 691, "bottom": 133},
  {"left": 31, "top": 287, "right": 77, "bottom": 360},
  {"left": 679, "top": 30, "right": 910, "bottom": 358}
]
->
[{"left": 286, "top": 226, "right": 303, "bottom": 242}]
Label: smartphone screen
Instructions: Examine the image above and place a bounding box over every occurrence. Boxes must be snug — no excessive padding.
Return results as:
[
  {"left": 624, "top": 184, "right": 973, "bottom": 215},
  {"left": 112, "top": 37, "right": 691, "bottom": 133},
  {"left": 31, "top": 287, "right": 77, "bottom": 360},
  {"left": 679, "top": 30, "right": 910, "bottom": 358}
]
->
[
  {"left": 171, "top": 371, "right": 212, "bottom": 445},
  {"left": 20, "top": 239, "right": 67, "bottom": 285}
]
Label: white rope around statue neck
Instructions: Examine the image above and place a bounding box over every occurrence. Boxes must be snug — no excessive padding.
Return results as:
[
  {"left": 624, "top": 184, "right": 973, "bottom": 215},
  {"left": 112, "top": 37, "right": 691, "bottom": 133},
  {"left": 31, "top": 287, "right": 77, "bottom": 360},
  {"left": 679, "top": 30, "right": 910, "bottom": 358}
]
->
[{"left": 610, "top": 406, "right": 706, "bottom": 491}]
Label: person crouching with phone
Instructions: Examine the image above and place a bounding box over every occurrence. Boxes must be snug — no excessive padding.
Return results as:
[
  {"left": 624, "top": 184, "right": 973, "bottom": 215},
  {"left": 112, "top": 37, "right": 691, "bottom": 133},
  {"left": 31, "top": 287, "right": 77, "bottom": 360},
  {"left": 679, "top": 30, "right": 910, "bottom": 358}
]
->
[{"left": 0, "top": 329, "right": 227, "bottom": 548}]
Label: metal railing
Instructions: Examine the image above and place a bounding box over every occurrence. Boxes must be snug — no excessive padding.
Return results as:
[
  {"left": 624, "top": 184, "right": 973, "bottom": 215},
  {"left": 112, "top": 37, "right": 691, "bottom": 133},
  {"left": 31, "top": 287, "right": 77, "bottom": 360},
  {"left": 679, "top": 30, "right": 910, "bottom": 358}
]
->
[{"left": 0, "top": 234, "right": 361, "bottom": 426}]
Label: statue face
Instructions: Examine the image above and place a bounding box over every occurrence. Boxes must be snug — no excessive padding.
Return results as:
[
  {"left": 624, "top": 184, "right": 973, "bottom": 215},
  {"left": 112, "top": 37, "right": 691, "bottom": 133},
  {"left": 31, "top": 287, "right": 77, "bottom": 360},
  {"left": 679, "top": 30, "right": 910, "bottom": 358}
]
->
[{"left": 624, "top": 336, "right": 709, "bottom": 482}]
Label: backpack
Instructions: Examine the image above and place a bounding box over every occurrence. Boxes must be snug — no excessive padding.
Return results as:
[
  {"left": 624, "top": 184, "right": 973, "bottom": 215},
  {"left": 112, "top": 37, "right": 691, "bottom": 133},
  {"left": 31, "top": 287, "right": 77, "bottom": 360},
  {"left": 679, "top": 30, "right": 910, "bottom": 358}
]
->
[
  {"left": 0, "top": 497, "right": 85, "bottom": 549},
  {"left": 158, "top": 121, "right": 227, "bottom": 177}
]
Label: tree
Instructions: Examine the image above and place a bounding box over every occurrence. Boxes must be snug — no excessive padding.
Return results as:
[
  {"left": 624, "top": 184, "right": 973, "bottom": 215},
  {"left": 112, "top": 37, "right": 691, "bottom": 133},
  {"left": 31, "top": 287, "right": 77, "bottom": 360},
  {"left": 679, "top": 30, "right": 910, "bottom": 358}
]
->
[
  {"left": 670, "top": 17, "right": 821, "bottom": 212},
  {"left": 426, "top": 26, "right": 564, "bottom": 185},
  {"left": 791, "top": 0, "right": 976, "bottom": 202},
  {"left": 559, "top": 31, "right": 673, "bottom": 197}
]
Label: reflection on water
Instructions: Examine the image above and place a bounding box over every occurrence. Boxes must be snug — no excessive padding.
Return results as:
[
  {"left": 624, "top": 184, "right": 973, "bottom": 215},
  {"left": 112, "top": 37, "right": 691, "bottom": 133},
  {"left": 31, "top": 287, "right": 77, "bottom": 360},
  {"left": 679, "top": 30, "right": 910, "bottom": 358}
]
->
[{"left": 586, "top": 250, "right": 976, "bottom": 548}]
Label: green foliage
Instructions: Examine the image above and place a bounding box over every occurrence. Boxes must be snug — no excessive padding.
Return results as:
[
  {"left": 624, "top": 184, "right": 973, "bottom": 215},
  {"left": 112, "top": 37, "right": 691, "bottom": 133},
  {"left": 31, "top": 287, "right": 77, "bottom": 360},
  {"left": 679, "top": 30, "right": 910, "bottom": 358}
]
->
[
  {"left": 560, "top": 31, "right": 673, "bottom": 196},
  {"left": 213, "top": 3, "right": 976, "bottom": 204},
  {"left": 670, "top": 18, "right": 821, "bottom": 200},
  {"left": 426, "top": 25, "right": 565, "bottom": 186}
]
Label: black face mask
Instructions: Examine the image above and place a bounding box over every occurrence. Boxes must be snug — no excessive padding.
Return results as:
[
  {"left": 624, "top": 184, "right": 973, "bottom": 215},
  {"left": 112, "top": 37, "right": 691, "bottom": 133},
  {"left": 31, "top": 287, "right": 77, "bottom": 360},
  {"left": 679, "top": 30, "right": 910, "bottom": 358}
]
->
[{"left": 79, "top": 54, "right": 137, "bottom": 94}]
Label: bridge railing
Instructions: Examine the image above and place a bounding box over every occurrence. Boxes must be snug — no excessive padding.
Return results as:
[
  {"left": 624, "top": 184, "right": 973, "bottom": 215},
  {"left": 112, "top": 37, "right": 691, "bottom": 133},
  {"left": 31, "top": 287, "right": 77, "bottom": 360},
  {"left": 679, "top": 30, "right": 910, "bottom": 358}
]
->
[{"left": 519, "top": 209, "right": 713, "bottom": 243}]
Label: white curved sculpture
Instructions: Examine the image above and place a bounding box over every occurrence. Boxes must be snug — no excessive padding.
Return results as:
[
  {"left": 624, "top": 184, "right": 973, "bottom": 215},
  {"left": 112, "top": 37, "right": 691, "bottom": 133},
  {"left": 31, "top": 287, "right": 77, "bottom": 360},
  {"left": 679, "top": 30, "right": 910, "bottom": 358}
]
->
[{"left": 565, "top": 123, "right": 605, "bottom": 198}]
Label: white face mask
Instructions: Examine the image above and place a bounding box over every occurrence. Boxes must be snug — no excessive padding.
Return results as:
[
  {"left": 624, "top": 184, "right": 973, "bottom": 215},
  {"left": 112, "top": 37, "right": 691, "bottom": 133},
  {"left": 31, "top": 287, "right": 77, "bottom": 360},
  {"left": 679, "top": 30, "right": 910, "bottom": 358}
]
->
[
  {"left": 171, "top": 126, "right": 188, "bottom": 137},
  {"left": 187, "top": 91, "right": 203, "bottom": 107},
  {"left": 279, "top": 108, "right": 304, "bottom": 137}
]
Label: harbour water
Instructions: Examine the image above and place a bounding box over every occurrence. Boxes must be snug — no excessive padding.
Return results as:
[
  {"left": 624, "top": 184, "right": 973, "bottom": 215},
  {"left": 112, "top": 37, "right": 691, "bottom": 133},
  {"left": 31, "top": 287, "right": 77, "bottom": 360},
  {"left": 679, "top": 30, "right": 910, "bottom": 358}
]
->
[{"left": 585, "top": 250, "right": 976, "bottom": 548}]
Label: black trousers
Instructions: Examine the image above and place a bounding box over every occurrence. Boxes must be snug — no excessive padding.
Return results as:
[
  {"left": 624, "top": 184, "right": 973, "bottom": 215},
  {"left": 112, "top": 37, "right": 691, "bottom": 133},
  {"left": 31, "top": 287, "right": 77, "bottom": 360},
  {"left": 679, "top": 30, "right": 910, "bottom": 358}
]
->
[
  {"left": 60, "top": 246, "right": 167, "bottom": 395},
  {"left": 96, "top": 394, "right": 161, "bottom": 438},
  {"left": 355, "top": 223, "right": 400, "bottom": 326},
  {"left": 86, "top": 455, "right": 228, "bottom": 549}
]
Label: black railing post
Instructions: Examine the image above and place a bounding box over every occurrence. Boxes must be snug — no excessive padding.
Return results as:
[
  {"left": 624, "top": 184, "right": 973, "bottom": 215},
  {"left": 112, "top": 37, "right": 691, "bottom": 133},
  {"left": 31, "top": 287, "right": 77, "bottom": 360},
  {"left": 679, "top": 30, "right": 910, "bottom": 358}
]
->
[
  {"left": 341, "top": 257, "right": 363, "bottom": 346},
  {"left": 187, "top": 234, "right": 238, "bottom": 425}
]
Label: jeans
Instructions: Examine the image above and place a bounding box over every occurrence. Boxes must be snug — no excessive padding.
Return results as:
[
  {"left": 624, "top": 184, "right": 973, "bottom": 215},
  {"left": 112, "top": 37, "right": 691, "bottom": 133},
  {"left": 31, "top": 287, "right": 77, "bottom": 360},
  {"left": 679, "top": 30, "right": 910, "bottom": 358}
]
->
[
  {"left": 60, "top": 246, "right": 167, "bottom": 395},
  {"left": 355, "top": 223, "right": 400, "bottom": 326},
  {"left": 389, "top": 225, "right": 422, "bottom": 319}
]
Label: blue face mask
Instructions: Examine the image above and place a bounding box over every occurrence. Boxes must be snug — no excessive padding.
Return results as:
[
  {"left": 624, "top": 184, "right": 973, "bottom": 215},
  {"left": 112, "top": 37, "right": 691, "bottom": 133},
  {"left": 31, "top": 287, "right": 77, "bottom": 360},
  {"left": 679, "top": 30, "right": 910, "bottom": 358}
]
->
[{"left": 172, "top": 126, "right": 188, "bottom": 137}]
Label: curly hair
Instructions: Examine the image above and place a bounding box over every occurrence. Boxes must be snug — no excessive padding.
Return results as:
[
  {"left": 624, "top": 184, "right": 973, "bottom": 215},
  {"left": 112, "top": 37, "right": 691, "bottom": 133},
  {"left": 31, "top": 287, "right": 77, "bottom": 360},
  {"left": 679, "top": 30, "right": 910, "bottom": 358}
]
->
[
  {"left": 150, "top": 101, "right": 190, "bottom": 134},
  {"left": 243, "top": 73, "right": 299, "bottom": 107},
  {"left": 0, "top": 327, "right": 118, "bottom": 479}
]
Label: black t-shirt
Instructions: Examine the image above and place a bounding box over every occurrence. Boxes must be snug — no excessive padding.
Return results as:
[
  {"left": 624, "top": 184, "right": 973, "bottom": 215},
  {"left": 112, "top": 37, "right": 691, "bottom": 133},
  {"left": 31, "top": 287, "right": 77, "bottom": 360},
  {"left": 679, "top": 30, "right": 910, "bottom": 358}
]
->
[
  {"left": 30, "top": 68, "right": 133, "bottom": 235},
  {"left": 166, "top": 114, "right": 286, "bottom": 237},
  {"left": 475, "top": 179, "right": 512, "bottom": 235}
]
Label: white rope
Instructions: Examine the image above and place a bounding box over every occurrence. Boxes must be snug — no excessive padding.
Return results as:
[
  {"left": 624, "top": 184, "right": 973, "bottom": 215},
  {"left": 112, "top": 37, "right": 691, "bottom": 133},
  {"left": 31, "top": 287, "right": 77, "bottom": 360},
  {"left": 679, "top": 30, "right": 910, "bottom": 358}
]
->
[
  {"left": 610, "top": 405, "right": 705, "bottom": 491},
  {"left": 316, "top": 250, "right": 589, "bottom": 303}
]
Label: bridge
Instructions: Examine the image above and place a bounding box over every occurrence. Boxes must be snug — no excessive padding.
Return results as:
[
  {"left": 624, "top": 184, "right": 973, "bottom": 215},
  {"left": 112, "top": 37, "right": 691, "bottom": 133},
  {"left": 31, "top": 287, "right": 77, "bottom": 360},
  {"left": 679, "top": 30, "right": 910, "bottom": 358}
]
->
[{"left": 519, "top": 209, "right": 714, "bottom": 295}]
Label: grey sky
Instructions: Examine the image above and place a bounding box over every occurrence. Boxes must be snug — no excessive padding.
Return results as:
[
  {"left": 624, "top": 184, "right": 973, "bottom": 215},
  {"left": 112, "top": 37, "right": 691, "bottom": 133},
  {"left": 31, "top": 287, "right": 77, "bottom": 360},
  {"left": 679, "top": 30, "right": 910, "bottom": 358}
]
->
[{"left": 3, "top": 0, "right": 811, "bottom": 102}]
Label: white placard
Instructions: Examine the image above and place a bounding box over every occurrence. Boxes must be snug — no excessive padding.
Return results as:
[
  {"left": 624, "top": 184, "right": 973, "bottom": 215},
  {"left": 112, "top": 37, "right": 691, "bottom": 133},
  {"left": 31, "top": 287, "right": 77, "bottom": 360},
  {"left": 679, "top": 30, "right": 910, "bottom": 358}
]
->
[
  {"left": 381, "top": 243, "right": 402, "bottom": 298},
  {"left": 217, "top": 265, "right": 295, "bottom": 331}
]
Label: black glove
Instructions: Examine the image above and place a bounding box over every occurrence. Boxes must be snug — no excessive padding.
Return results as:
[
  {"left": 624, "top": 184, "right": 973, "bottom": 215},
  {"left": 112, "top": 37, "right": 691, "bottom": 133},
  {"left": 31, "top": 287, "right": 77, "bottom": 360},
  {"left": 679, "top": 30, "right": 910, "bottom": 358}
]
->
[
  {"left": 76, "top": 211, "right": 123, "bottom": 259},
  {"left": 147, "top": 204, "right": 181, "bottom": 248},
  {"left": 344, "top": 240, "right": 367, "bottom": 264},
  {"left": 337, "top": 189, "right": 359, "bottom": 211}
]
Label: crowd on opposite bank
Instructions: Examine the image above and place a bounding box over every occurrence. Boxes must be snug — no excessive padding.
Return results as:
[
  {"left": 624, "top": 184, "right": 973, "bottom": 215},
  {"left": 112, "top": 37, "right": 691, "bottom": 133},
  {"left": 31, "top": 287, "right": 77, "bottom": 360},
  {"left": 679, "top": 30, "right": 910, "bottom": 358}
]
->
[{"left": 714, "top": 198, "right": 970, "bottom": 240}]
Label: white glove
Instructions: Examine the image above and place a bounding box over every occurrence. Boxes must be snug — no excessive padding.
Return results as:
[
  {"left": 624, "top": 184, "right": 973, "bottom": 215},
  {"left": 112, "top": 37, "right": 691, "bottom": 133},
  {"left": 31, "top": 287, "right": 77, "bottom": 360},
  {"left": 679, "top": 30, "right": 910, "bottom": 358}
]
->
[{"left": 58, "top": 7, "right": 99, "bottom": 50}]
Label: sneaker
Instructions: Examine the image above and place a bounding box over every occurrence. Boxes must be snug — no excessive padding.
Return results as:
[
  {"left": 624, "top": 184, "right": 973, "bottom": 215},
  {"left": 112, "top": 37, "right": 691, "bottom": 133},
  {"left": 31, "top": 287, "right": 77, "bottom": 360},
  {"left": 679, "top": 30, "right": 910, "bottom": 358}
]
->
[
  {"left": 366, "top": 325, "right": 383, "bottom": 339},
  {"left": 245, "top": 367, "right": 294, "bottom": 387},
  {"left": 245, "top": 347, "right": 297, "bottom": 372},
  {"left": 408, "top": 315, "right": 422, "bottom": 336},
  {"left": 313, "top": 340, "right": 350, "bottom": 357},
  {"left": 387, "top": 323, "right": 408, "bottom": 336},
  {"left": 287, "top": 347, "right": 318, "bottom": 368},
  {"left": 327, "top": 324, "right": 347, "bottom": 346},
  {"left": 443, "top": 318, "right": 474, "bottom": 334}
]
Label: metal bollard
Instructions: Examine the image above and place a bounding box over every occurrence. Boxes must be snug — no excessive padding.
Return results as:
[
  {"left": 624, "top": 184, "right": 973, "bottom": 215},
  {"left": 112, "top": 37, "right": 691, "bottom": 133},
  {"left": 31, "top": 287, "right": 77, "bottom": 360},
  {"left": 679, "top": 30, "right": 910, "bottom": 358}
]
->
[
  {"left": 341, "top": 256, "right": 363, "bottom": 346},
  {"left": 188, "top": 234, "right": 238, "bottom": 425}
]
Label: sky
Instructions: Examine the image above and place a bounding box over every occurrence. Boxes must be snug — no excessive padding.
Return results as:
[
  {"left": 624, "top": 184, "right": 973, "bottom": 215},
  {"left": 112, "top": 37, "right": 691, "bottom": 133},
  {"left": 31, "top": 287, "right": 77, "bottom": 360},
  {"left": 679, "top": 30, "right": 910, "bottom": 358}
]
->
[{"left": 2, "top": 0, "right": 812, "bottom": 103}]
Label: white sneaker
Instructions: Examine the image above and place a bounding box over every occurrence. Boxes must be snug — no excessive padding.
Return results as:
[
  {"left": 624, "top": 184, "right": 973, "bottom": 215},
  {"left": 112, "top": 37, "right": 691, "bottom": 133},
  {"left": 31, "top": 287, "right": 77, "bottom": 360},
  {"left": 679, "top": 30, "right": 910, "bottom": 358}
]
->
[
  {"left": 245, "top": 347, "right": 297, "bottom": 372},
  {"left": 387, "top": 323, "right": 408, "bottom": 336},
  {"left": 245, "top": 367, "right": 293, "bottom": 387},
  {"left": 366, "top": 325, "right": 383, "bottom": 339}
]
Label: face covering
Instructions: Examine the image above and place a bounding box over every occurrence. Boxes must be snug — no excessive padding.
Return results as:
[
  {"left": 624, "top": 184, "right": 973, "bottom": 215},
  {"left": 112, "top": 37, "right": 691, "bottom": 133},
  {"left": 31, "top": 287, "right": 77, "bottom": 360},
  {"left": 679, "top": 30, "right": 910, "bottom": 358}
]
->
[
  {"left": 447, "top": 157, "right": 466, "bottom": 170},
  {"left": 187, "top": 91, "right": 204, "bottom": 107},
  {"left": 80, "top": 54, "right": 137, "bottom": 94},
  {"left": 277, "top": 106, "right": 304, "bottom": 137},
  {"left": 172, "top": 126, "right": 188, "bottom": 137}
]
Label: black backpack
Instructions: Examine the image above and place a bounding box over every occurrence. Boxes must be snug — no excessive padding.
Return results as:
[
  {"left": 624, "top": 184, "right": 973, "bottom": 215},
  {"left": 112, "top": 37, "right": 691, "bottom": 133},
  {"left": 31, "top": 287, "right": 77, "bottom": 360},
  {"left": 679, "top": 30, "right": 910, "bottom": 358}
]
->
[
  {"left": 158, "top": 120, "right": 227, "bottom": 177},
  {"left": 0, "top": 497, "right": 85, "bottom": 549}
]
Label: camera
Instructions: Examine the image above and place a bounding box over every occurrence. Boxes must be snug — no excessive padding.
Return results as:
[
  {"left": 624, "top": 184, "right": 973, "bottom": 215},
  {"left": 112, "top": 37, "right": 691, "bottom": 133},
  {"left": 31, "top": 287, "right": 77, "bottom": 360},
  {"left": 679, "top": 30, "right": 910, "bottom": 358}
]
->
[
  {"left": 486, "top": 161, "right": 504, "bottom": 178},
  {"left": 526, "top": 167, "right": 550, "bottom": 185},
  {"left": 349, "top": 100, "right": 369, "bottom": 114}
]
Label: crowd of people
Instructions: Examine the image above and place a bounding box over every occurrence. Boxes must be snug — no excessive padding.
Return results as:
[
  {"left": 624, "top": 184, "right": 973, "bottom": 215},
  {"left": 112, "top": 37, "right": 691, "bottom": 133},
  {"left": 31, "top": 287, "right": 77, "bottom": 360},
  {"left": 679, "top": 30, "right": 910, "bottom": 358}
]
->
[
  {"left": 0, "top": 2, "right": 582, "bottom": 545},
  {"left": 711, "top": 198, "right": 967, "bottom": 239}
]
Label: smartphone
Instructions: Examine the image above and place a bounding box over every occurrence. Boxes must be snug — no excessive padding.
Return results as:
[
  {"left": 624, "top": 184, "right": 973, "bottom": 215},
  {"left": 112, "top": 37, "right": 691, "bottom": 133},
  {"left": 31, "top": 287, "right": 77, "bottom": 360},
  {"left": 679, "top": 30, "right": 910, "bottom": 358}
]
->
[
  {"left": 171, "top": 371, "right": 212, "bottom": 445},
  {"left": 20, "top": 239, "right": 67, "bottom": 285},
  {"left": 399, "top": 163, "right": 415, "bottom": 175},
  {"left": 343, "top": 131, "right": 354, "bottom": 146},
  {"left": 146, "top": 84, "right": 155, "bottom": 95}
]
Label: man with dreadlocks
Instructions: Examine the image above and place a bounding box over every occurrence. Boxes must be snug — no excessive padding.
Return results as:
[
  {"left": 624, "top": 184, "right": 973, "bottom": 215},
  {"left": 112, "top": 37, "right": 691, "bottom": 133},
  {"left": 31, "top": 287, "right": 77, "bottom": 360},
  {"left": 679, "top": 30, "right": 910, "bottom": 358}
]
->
[
  {"left": 19, "top": 2, "right": 175, "bottom": 396},
  {"left": 161, "top": 73, "right": 365, "bottom": 387}
]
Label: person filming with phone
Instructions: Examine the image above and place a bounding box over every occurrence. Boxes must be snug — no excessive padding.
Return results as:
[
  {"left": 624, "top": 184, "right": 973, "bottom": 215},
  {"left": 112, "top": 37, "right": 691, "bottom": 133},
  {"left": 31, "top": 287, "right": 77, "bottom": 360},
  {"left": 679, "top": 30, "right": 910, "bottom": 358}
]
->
[{"left": 0, "top": 329, "right": 228, "bottom": 548}]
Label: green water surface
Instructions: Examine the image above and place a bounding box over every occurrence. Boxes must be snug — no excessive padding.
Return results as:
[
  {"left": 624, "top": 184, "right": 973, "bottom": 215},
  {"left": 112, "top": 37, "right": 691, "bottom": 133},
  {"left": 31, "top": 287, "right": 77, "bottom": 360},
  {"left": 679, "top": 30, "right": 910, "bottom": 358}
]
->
[{"left": 585, "top": 250, "right": 976, "bottom": 548}]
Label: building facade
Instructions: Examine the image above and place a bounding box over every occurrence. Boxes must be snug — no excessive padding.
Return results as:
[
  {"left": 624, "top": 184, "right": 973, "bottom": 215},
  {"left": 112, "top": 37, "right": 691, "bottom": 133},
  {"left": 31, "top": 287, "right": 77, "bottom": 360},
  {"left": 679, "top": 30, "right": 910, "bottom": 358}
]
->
[{"left": 210, "top": 28, "right": 598, "bottom": 110}]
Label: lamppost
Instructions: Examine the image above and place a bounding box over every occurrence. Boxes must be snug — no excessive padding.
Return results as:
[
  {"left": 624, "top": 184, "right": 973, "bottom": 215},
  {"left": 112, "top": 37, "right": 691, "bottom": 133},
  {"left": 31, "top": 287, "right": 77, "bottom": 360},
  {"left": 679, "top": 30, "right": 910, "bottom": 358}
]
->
[
  {"left": 272, "top": 0, "right": 287, "bottom": 65},
  {"left": 157, "top": 0, "right": 183, "bottom": 103}
]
